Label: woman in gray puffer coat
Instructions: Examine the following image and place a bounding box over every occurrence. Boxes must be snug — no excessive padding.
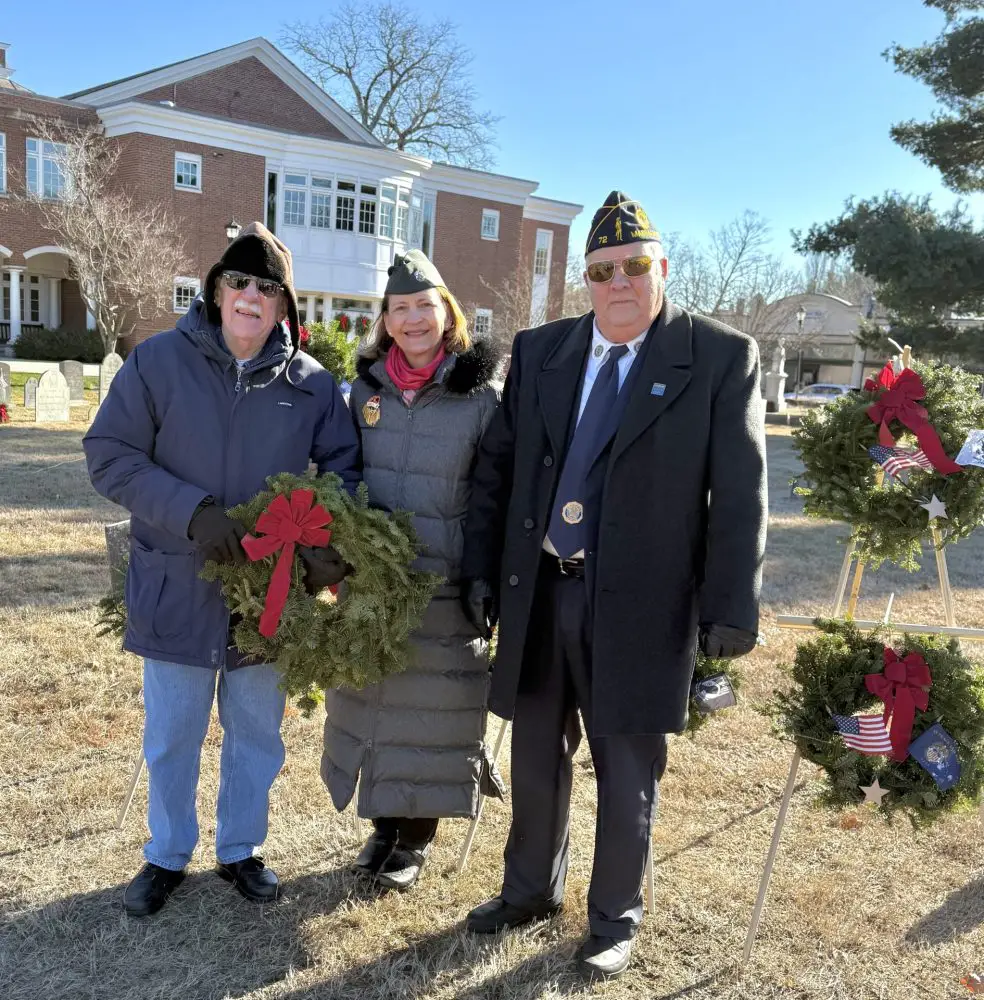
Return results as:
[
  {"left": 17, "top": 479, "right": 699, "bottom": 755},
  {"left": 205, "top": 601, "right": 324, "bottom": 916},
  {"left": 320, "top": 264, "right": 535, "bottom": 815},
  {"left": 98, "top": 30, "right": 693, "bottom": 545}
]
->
[{"left": 321, "top": 249, "right": 503, "bottom": 891}]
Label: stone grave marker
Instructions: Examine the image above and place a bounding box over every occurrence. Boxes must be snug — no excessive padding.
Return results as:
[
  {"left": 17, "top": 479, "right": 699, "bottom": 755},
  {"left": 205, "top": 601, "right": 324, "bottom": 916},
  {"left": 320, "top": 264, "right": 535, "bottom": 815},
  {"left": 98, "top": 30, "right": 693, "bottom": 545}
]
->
[
  {"left": 35, "top": 370, "right": 71, "bottom": 423},
  {"left": 0, "top": 361, "right": 10, "bottom": 405},
  {"left": 59, "top": 360, "right": 85, "bottom": 402},
  {"left": 99, "top": 352, "right": 124, "bottom": 403},
  {"left": 104, "top": 519, "right": 131, "bottom": 599},
  {"left": 24, "top": 377, "right": 38, "bottom": 409}
]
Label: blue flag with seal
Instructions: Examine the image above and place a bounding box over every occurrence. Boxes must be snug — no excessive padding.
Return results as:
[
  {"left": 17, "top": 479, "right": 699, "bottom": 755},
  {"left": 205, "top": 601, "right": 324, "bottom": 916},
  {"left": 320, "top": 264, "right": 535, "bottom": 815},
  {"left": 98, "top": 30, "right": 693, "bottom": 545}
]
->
[{"left": 908, "top": 723, "right": 961, "bottom": 791}]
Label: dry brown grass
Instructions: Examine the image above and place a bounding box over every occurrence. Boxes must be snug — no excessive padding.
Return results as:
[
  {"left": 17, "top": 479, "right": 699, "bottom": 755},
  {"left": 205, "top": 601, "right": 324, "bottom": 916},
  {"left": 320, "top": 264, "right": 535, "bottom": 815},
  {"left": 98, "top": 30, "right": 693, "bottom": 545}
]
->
[{"left": 1, "top": 422, "right": 982, "bottom": 1000}]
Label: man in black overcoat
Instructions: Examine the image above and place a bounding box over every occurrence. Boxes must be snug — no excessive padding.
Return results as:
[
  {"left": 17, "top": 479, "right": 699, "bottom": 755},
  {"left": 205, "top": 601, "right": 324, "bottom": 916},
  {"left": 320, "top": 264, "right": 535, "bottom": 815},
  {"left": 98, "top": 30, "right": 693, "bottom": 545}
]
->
[{"left": 459, "top": 191, "right": 767, "bottom": 980}]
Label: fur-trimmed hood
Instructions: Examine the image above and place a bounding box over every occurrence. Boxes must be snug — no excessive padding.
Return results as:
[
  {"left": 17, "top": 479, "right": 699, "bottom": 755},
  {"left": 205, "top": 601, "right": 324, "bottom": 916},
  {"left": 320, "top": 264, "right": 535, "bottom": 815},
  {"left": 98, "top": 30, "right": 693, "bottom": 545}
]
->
[{"left": 356, "top": 337, "right": 501, "bottom": 397}]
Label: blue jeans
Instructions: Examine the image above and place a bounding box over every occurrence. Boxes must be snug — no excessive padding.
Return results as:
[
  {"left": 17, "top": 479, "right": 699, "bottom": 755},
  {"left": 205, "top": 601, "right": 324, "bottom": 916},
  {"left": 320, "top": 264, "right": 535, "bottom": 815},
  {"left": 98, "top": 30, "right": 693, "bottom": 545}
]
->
[{"left": 142, "top": 659, "right": 287, "bottom": 871}]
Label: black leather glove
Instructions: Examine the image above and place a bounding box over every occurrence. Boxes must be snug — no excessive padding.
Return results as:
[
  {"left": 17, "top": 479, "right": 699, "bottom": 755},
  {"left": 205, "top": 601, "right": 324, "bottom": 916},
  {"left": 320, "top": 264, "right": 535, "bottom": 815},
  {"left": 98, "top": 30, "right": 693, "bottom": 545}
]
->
[
  {"left": 461, "top": 578, "right": 497, "bottom": 640},
  {"left": 188, "top": 502, "right": 247, "bottom": 564},
  {"left": 699, "top": 623, "right": 757, "bottom": 659},
  {"left": 298, "top": 545, "right": 351, "bottom": 594}
]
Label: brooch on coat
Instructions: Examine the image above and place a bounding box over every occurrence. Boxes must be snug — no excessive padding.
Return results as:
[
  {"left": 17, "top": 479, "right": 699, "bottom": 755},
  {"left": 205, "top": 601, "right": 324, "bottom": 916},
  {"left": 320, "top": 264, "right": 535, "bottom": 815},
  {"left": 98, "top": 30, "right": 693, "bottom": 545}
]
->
[{"left": 363, "top": 395, "right": 381, "bottom": 427}]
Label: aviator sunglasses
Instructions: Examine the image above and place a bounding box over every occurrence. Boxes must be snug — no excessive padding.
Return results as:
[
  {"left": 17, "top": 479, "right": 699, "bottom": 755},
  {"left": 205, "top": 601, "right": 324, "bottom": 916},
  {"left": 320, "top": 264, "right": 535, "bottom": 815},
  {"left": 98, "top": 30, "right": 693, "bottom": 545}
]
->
[
  {"left": 220, "top": 270, "right": 283, "bottom": 298},
  {"left": 586, "top": 254, "right": 655, "bottom": 283}
]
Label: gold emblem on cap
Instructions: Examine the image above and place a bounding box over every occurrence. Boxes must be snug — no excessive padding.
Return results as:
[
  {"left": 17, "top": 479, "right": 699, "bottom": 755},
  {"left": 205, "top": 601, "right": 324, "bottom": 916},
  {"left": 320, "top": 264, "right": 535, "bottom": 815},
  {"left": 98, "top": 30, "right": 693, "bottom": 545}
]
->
[
  {"left": 615, "top": 217, "right": 623, "bottom": 242},
  {"left": 562, "top": 501, "right": 584, "bottom": 525},
  {"left": 363, "top": 394, "right": 381, "bottom": 427},
  {"left": 636, "top": 207, "right": 650, "bottom": 229}
]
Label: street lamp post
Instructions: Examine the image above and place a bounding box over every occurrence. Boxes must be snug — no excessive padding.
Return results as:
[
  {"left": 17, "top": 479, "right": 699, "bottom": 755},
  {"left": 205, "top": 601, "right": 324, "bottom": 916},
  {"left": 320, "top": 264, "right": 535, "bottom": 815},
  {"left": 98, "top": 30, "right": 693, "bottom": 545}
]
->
[
  {"left": 225, "top": 218, "right": 242, "bottom": 244},
  {"left": 795, "top": 305, "right": 806, "bottom": 391}
]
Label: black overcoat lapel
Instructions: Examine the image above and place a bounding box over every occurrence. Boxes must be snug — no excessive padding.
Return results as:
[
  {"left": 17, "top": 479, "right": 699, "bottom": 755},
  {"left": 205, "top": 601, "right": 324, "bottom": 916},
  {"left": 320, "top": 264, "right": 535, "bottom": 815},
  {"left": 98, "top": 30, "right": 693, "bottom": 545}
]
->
[{"left": 535, "top": 313, "right": 593, "bottom": 458}]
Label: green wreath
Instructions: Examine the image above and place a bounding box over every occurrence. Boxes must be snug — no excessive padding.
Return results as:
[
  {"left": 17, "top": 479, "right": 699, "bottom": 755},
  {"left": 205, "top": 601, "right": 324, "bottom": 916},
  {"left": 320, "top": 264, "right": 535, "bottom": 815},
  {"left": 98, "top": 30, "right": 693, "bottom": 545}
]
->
[
  {"left": 770, "top": 619, "right": 984, "bottom": 826},
  {"left": 200, "top": 472, "right": 441, "bottom": 712},
  {"left": 793, "top": 362, "right": 984, "bottom": 569}
]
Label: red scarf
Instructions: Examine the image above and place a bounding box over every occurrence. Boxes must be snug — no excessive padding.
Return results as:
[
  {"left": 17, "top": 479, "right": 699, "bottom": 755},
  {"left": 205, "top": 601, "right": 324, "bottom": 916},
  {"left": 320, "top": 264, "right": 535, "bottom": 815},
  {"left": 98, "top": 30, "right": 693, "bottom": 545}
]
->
[{"left": 385, "top": 344, "right": 446, "bottom": 391}]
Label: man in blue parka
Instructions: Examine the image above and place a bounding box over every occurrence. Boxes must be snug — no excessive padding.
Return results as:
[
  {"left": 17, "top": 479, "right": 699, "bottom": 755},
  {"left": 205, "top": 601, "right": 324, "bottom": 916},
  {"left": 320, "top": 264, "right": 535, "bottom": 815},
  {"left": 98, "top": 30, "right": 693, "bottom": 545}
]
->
[{"left": 84, "top": 222, "right": 360, "bottom": 917}]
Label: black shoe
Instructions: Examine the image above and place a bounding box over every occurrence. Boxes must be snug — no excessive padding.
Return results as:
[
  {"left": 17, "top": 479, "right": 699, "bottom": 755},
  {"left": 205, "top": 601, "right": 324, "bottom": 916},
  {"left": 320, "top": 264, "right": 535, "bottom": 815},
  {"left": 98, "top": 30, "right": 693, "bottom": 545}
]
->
[
  {"left": 578, "top": 935, "right": 634, "bottom": 980},
  {"left": 123, "top": 862, "right": 186, "bottom": 918},
  {"left": 465, "top": 895, "right": 561, "bottom": 934},
  {"left": 216, "top": 855, "right": 280, "bottom": 903},
  {"left": 375, "top": 842, "right": 431, "bottom": 891},
  {"left": 353, "top": 832, "right": 396, "bottom": 877}
]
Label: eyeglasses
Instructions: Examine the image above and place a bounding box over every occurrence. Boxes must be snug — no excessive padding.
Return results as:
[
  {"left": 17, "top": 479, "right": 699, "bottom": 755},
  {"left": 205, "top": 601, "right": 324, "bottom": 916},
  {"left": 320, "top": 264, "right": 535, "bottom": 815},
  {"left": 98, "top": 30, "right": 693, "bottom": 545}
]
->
[
  {"left": 220, "top": 270, "right": 283, "bottom": 298},
  {"left": 586, "top": 255, "right": 656, "bottom": 283}
]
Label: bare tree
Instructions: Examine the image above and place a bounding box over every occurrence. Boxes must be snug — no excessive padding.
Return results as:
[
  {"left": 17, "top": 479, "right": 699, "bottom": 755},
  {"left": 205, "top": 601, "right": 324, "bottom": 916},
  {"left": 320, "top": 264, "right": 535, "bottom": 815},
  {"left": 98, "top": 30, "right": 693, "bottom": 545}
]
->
[
  {"left": 476, "top": 260, "right": 540, "bottom": 349},
  {"left": 282, "top": 2, "right": 498, "bottom": 169},
  {"left": 664, "top": 211, "right": 805, "bottom": 354},
  {"left": 563, "top": 253, "right": 592, "bottom": 317},
  {"left": 16, "top": 119, "right": 191, "bottom": 354},
  {"left": 802, "top": 251, "right": 877, "bottom": 305}
]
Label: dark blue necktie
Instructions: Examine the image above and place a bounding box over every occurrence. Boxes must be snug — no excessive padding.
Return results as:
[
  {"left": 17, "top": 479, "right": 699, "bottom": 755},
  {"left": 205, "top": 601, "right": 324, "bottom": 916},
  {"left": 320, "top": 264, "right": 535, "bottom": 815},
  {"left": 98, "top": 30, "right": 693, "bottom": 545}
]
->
[{"left": 547, "top": 344, "right": 630, "bottom": 558}]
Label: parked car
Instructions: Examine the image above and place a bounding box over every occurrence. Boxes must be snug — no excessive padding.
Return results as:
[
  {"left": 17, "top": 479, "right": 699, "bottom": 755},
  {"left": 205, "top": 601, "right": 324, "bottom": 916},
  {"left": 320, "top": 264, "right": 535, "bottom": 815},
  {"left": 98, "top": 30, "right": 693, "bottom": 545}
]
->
[{"left": 784, "top": 383, "right": 853, "bottom": 405}]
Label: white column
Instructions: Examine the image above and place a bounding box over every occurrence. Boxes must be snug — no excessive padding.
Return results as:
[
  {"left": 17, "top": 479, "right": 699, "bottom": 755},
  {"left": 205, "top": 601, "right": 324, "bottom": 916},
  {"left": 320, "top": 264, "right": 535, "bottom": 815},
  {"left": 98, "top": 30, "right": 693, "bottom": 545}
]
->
[
  {"left": 8, "top": 267, "right": 23, "bottom": 343},
  {"left": 851, "top": 342, "right": 866, "bottom": 390},
  {"left": 48, "top": 277, "right": 61, "bottom": 330},
  {"left": 306, "top": 295, "right": 316, "bottom": 326}
]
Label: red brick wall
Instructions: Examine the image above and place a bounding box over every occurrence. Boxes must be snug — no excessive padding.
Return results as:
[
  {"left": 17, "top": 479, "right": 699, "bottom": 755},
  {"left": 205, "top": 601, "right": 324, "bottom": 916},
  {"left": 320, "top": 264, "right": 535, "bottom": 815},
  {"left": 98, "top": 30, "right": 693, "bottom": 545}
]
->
[
  {"left": 136, "top": 57, "right": 351, "bottom": 142},
  {"left": 0, "top": 92, "right": 98, "bottom": 264},
  {"left": 520, "top": 217, "right": 570, "bottom": 322},
  {"left": 61, "top": 278, "right": 87, "bottom": 330},
  {"left": 431, "top": 191, "right": 524, "bottom": 313},
  {"left": 112, "top": 132, "right": 266, "bottom": 344}
]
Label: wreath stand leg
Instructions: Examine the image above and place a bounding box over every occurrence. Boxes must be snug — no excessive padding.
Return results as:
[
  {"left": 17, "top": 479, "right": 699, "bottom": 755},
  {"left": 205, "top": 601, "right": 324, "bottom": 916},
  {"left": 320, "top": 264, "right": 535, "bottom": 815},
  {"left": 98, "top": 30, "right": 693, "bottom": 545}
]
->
[
  {"left": 457, "top": 718, "right": 510, "bottom": 874},
  {"left": 116, "top": 752, "right": 145, "bottom": 829},
  {"left": 742, "top": 563, "right": 874, "bottom": 965}
]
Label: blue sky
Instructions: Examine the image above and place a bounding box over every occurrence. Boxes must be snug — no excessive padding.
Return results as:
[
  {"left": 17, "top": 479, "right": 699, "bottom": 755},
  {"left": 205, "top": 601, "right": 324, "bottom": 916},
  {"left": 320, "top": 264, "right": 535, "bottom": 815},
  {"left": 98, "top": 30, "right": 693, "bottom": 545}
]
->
[{"left": 5, "top": 0, "right": 981, "bottom": 264}]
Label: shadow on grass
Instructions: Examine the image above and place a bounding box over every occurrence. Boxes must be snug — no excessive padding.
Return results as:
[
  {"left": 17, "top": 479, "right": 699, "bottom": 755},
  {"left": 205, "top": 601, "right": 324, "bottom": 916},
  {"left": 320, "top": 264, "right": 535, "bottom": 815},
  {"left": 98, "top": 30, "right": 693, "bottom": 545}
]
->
[
  {"left": 904, "top": 872, "right": 984, "bottom": 946},
  {"left": 0, "top": 867, "right": 383, "bottom": 1000}
]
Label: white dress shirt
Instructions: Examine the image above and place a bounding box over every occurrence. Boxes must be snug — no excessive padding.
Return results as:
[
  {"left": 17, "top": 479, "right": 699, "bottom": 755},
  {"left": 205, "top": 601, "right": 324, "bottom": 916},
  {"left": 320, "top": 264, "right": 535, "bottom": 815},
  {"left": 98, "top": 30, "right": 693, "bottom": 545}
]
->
[{"left": 543, "top": 321, "right": 650, "bottom": 558}]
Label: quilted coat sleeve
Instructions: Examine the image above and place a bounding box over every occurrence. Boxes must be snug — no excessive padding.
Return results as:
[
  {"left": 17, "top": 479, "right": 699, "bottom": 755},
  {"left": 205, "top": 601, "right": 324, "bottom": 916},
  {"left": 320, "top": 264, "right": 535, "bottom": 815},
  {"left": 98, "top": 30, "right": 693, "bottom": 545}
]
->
[{"left": 82, "top": 351, "right": 209, "bottom": 539}]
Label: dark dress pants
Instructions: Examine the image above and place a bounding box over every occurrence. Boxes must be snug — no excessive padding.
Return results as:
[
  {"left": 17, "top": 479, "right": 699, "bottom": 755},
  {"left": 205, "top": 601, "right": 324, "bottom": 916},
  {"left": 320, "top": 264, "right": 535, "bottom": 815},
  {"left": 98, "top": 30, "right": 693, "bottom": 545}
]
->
[
  {"left": 501, "top": 557, "right": 668, "bottom": 940},
  {"left": 373, "top": 817, "right": 439, "bottom": 850}
]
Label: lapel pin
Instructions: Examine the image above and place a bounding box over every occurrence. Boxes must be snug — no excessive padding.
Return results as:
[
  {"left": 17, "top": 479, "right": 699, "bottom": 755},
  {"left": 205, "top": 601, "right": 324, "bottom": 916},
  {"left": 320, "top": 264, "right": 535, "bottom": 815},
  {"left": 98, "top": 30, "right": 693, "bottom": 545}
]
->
[{"left": 650, "top": 383, "right": 666, "bottom": 397}]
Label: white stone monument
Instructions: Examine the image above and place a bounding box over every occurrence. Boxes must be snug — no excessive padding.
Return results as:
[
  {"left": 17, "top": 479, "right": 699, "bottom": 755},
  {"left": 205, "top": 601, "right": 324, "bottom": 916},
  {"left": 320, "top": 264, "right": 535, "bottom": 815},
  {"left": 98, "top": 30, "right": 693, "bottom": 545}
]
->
[
  {"left": 24, "top": 377, "right": 38, "bottom": 409},
  {"left": 99, "top": 352, "right": 124, "bottom": 403},
  {"left": 764, "top": 339, "right": 788, "bottom": 414},
  {"left": 35, "top": 370, "right": 71, "bottom": 423},
  {"left": 59, "top": 360, "right": 85, "bottom": 403}
]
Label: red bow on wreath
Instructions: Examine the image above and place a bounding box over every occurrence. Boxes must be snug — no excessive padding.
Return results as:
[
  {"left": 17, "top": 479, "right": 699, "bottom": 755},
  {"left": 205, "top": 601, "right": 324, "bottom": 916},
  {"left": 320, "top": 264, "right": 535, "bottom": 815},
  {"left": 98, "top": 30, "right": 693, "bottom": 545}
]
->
[
  {"left": 241, "top": 489, "right": 333, "bottom": 638},
  {"left": 0, "top": 403, "right": 8, "bottom": 424},
  {"left": 866, "top": 368, "right": 962, "bottom": 475},
  {"left": 864, "top": 648, "right": 933, "bottom": 761}
]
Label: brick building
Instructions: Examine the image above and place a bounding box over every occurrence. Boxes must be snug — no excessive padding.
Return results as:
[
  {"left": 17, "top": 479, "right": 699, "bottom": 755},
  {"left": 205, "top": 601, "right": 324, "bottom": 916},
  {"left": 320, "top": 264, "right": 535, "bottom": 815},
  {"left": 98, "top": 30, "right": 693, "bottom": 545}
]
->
[{"left": 0, "top": 38, "right": 580, "bottom": 350}]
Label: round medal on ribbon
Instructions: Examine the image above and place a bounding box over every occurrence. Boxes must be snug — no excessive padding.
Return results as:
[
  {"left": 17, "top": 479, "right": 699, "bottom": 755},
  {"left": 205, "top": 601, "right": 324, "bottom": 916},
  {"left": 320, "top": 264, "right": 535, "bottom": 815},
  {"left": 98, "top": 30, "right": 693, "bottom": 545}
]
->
[
  {"left": 363, "top": 395, "right": 381, "bottom": 427},
  {"left": 562, "top": 501, "right": 584, "bottom": 525}
]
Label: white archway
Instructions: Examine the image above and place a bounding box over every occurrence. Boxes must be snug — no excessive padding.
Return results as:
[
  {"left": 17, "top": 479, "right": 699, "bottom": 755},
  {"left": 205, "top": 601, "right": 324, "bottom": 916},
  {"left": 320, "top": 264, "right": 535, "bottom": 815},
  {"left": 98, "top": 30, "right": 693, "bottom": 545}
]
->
[
  {"left": 23, "top": 245, "right": 69, "bottom": 260},
  {"left": 0, "top": 245, "right": 11, "bottom": 258}
]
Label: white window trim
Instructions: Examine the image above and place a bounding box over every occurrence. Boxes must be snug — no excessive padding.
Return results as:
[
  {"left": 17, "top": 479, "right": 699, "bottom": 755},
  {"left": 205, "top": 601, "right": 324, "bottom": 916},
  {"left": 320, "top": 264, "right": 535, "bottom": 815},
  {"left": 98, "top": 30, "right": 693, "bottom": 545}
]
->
[
  {"left": 173, "top": 276, "right": 201, "bottom": 314},
  {"left": 474, "top": 307, "right": 493, "bottom": 337},
  {"left": 534, "top": 228, "right": 553, "bottom": 277},
  {"left": 174, "top": 151, "right": 202, "bottom": 193},
  {"left": 481, "top": 208, "right": 500, "bottom": 241},
  {"left": 0, "top": 132, "right": 6, "bottom": 196}
]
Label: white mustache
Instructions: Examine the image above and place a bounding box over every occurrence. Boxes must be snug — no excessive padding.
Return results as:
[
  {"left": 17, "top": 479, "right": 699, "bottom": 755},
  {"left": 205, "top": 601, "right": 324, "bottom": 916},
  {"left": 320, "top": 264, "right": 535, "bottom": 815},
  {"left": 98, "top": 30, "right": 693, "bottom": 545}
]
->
[{"left": 234, "top": 299, "right": 261, "bottom": 317}]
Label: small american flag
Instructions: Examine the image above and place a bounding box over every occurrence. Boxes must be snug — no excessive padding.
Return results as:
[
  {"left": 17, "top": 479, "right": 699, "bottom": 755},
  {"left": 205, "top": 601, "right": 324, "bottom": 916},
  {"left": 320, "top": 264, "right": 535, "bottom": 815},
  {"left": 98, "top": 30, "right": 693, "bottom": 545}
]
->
[
  {"left": 831, "top": 713, "right": 893, "bottom": 755},
  {"left": 868, "top": 445, "right": 933, "bottom": 479}
]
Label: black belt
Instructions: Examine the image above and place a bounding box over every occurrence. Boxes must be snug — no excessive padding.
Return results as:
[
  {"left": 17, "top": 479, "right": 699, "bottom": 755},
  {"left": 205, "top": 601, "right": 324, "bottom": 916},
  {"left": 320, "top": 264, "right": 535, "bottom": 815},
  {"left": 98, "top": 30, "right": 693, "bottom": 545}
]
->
[{"left": 553, "top": 557, "right": 585, "bottom": 579}]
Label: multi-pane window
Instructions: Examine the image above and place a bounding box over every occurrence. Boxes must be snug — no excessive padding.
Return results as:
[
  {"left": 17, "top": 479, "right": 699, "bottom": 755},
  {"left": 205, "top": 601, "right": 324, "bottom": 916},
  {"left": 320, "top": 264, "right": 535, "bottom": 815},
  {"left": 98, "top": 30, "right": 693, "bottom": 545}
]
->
[
  {"left": 172, "top": 278, "right": 200, "bottom": 313},
  {"left": 359, "top": 184, "right": 377, "bottom": 235},
  {"left": 474, "top": 308, "right": 493, "bottom": 338},
  {"left": 311, "top": 176, "right": 332, "bottom": 228},
  {"left": 174, "top": 152, "right": 201, "bottom": 192},
  {"left": 421, "top": 195, "right": 435, "bottom": 257},
  {"left": 379, "top": 184, "right": 397, "bottom": 238},
  {"left": 534, "top": 229, "right": 553, "bottom": 276},
  {"left": 396, "top": 188, "right": 410, "bottom": 242},
  {"left": 0, "top": 133, "right": 6, "bottom": 195},
  {"left": 481, "top": 209, "right": 500, "bottom": 240},
  {"left": 27, "top": 139, "right": 67, "bottom": 199},
  {"left": 335, "top": 180, "right": 356, "bottom": 231},
  {"left": 1, "top": 274, "right": 40, "bottom": 323},
  {"left": 283, "top": 173, "right": 307, "bottom": 226}
]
